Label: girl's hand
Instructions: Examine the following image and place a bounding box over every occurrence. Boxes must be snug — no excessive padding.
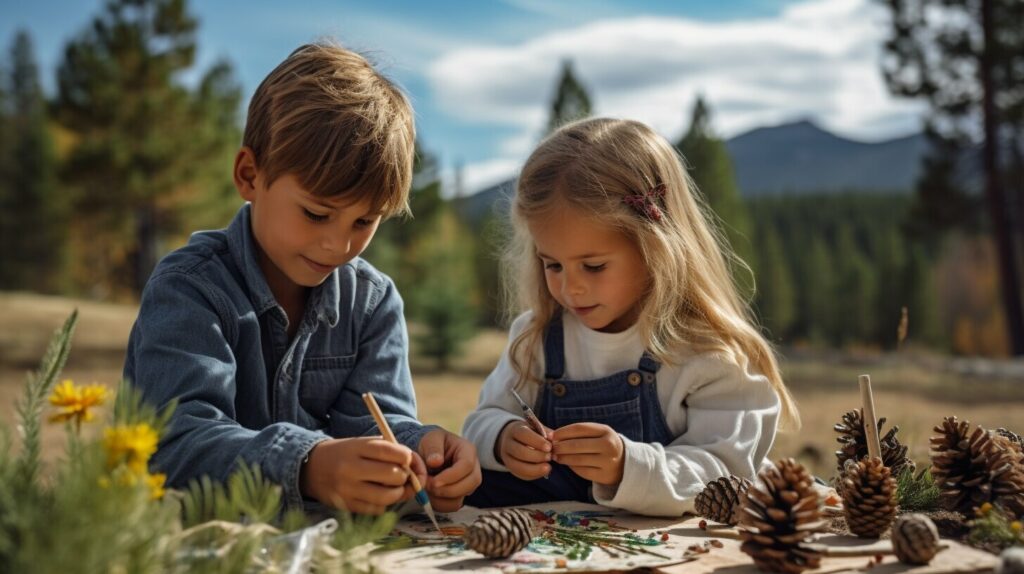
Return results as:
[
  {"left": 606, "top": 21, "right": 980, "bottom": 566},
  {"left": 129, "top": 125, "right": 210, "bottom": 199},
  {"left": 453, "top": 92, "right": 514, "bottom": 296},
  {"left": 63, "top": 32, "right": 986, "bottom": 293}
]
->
[
  {"left": 497, "top": 420, "right": 552, "bottom": 480},
  {"left": 418, "top": 428, "right": 483, "bottom": 513},
  {"left": 551, "top": 423, "right": 625, "bottom": 486},
  {"left": 300, "top": 436, "right": 427, "bottom": 515}
]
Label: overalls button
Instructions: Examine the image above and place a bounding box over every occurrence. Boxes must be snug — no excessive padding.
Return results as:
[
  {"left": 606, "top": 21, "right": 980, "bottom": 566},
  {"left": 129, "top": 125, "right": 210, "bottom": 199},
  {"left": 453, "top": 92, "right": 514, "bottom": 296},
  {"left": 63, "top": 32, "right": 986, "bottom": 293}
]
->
[
  {"left": 552, "top": 383, "right": 567, "bottom": 397},
  {"left": 627, "top": 372, "right": 642, "bottom": 386}
]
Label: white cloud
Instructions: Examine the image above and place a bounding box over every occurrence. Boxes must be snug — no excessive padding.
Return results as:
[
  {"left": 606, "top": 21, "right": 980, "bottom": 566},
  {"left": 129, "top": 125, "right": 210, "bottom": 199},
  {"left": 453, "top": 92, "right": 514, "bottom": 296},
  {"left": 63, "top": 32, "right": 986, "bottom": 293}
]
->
[{"left": 427, "top": 0, "right": 927, "bottom": 194}]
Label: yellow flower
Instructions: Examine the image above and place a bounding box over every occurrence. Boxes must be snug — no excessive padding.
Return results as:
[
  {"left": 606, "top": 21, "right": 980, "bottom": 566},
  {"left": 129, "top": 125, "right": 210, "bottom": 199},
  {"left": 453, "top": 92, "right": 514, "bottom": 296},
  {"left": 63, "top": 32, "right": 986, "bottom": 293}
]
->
[
  {"left": 48, "top": 379, "right": 108, "bottom": 427},
  {"left": 103, "top": 423, "right": 159, "bottom": 474},
  {"left": 147, "top": 473, "right": 167, "bottom": 500},
  {"left": 979, "top": 502, "right": 993, "bottom": 515},
  {"left": 1012, "top": 521, "right": 1022, "bottom": 533},
  {"left": 99, "top": 468, "right": 166, "bottom": 500}
]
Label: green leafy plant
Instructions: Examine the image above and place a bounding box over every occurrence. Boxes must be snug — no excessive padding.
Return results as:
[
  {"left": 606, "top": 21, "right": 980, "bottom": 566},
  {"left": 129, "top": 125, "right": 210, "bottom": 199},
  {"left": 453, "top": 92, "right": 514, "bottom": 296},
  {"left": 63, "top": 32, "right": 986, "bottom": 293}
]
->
[
  {"left": 896, "top": 467, "right": 941, "bottom": 512},
  {"left": 0, "top": 311, "right": 398, "bottom": 573},
  {"left": 968, "top": 503, "right": 1023, "bottom": 550}
]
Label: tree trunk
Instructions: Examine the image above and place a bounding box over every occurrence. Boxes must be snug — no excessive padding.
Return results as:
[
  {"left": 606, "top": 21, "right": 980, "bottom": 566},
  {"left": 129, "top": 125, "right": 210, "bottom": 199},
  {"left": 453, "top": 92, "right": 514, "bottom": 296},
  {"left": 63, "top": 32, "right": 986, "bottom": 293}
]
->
[{"left": 981, "top": 0, "right": 1024, "bottom": 354}]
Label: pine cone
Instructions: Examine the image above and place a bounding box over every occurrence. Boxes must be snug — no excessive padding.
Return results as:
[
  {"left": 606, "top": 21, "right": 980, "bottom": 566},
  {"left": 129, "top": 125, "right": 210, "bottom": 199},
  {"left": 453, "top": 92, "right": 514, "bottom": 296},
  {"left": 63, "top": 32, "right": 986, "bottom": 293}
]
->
[
  {"left": 995, "top": 428, "right": 1024, "bottom": 453},
  {"left": 840, "top": 457, "right": 897, "bottom": 538},
  {"left": 891, "top": 513, "right": 940, "bottom": 565},
  {"left": 695, "top": 475, "right": 753, "bottom": 526},
  {"left": 930, "top": 417, "right": 1024, "bottom": 517},
  {"left": 834, "top": 408, "right": 915, "bottom": 477},
  {"left": 739, "top": 458, "right": 825, "bottom": 574},
  {"left": 462, "top": 509, "right": 536, "bottom": 559}
]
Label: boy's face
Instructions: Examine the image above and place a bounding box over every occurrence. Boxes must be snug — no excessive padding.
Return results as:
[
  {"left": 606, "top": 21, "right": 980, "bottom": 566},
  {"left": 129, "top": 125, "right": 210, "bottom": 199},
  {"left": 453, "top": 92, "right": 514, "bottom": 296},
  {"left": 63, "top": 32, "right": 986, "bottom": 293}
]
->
[
  {"left": 529, "top": 203, "right": 650, "bottom": 334},
  {"left": 236, "top": 152, "right": 383, "bottom": 295}
]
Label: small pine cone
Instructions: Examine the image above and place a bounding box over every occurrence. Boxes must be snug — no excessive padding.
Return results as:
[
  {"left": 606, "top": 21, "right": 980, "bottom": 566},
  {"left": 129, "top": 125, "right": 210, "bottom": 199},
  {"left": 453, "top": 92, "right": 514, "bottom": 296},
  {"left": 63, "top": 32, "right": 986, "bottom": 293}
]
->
[
  {"left": 462, "top": 509, "right": 536, "bottom": 559},
  {"left": 834, "top": 408, "right": 915, "bottom": 477},
  {"left": 695, "top": 475, "right": 753, "bottom": 525},
  {"left": 930, "top": 417, "right": 1024, "bottom": 516},
  {"left": 891, "top": 513, "right": 940, "bottom": 565},
  {"left": 840, "top": 457, "right": 896, "bottom": 538},
  {"left": 739, "top": 458, "right": 825, "bottom": 574},
  {"left": 999, "top": 547, "right": 1024, "bottom": 574}
]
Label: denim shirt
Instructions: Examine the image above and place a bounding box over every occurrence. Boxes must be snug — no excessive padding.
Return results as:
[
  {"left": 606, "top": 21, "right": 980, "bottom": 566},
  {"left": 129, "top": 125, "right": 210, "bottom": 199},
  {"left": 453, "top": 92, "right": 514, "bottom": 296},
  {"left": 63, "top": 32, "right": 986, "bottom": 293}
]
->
[{"left": 123, "top": 204, "right": 436, "bottom": 509}]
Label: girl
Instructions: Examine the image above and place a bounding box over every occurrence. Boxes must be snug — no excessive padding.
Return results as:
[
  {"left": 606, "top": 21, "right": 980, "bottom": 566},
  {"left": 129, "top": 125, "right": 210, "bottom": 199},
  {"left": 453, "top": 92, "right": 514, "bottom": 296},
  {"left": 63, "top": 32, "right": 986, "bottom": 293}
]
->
[{"left": 462, "top": 117, "right": 799, "bottom": 517}]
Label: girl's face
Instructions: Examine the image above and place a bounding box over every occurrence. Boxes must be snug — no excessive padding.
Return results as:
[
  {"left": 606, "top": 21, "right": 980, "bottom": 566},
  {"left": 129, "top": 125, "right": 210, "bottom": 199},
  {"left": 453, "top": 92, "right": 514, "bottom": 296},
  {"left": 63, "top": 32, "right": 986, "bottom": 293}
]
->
[{"left": 529, "top": 204, "right": 650, "bottom": 333}]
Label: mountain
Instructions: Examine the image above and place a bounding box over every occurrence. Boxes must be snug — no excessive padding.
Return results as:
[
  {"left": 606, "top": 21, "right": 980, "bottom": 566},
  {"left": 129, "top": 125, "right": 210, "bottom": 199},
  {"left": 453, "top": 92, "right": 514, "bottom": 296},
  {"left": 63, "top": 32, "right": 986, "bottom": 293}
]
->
[
  {"left": 725, "top": 119, "right": 927, "bottom": 196},
  {"left": 456, "top": 119, "right": 929, "bottom": 224}
]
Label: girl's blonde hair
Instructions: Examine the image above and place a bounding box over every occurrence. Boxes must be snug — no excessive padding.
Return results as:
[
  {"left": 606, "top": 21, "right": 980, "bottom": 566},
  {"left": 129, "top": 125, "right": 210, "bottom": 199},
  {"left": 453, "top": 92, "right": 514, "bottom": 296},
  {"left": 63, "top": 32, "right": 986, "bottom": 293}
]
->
[{"left": 504, "top": 117, "right": 799, "bottom": 430}]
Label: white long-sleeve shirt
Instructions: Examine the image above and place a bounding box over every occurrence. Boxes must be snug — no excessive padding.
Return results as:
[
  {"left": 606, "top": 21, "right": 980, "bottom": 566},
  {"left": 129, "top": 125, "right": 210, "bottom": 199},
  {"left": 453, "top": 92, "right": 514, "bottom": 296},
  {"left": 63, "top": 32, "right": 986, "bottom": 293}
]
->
[{"left": 462, "top": 310, "right": 781, "bottom": 517}]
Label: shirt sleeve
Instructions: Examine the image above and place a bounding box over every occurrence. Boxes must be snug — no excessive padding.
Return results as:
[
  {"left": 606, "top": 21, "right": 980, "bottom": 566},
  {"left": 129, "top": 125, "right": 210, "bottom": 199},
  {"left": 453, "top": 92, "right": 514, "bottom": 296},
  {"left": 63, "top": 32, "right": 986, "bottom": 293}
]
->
[
  {"left": 325, "top": 276, "right": 438, "bottom": 451},
  {"left": 461, "top": 312, "right": 536, "bottom": 471},
  {"left": 592, "top": 353, "right": 781, "bottom": 516},
  {"left": 126, "top": 271, "right": 329, "bottom": 510}
]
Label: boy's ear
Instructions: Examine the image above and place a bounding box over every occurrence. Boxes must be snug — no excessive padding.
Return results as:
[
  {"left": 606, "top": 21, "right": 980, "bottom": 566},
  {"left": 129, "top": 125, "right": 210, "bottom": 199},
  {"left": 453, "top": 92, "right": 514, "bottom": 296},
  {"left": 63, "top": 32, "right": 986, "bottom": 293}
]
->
[{"left": 234, "top": 147, "right": 260, "bottom": 202}]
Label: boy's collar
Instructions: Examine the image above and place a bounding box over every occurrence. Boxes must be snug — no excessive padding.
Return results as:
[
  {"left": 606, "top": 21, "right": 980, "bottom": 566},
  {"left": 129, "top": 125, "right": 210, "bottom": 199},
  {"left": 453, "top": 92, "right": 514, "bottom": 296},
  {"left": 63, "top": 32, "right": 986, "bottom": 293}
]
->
[{"left": 227, "top": 204, "right": 340, "bottom": 326}]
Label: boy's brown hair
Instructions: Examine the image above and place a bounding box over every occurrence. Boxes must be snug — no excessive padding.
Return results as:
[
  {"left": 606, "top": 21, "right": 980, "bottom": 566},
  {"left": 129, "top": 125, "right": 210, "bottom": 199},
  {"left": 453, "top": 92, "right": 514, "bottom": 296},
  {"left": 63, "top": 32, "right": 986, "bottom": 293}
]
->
[{"left": 243, "top": 41, "right": 415, "bottom": 217}]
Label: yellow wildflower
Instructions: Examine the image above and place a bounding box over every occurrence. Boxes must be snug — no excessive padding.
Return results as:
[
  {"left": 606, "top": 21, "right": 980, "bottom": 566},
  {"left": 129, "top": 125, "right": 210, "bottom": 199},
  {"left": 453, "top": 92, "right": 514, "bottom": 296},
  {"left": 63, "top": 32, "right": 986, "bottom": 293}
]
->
[
  {"left": 48, "top": 379, "right": 108, "bottom": 427},
  {"left": 147, "top": 473, "right": 167, "bottom": 500},
  {"left": 1012, "top": 521, "right": 1022, "bottom": 533},
  {"left": 979, "top": 502, "right": 993, "bottom": 515},
  {"left": 103, "top": 423, "right": 159, "bottom": 474}
]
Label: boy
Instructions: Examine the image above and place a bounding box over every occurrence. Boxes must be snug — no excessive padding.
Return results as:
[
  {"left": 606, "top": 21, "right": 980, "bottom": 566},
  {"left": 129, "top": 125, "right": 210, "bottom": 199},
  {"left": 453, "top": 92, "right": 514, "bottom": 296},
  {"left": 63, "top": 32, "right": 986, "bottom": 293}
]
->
[{"left": 123, "top": 42, "right": 481, "bottom": 514}]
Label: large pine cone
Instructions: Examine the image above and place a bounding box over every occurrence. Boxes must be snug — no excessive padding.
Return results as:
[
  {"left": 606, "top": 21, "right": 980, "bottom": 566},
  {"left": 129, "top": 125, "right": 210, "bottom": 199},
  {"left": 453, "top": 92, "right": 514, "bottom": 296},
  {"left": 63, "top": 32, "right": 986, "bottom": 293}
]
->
[
  {"left": 995, "top": 428, "right": 1024, "bottom": 454},
  {"left": 834, "top": 408, "right": 914, "bottom": 477},
  {"left": 840, "top": 457, "right": 896, "bottom": 537},
  {"left": 462, "top": 509, "right": 536, "bottom": 559},
  {"left": 695, "top": 475, "right": 753, "bottom": 525},
  {"left": 739, "top": 458, "right": 825, "bottom": 574},
  {"left": 891, "top": 513, "right": 940, "bottom": 565},
  {"left": 930, "top": 417, "right": 1024, "bottom": 517}
]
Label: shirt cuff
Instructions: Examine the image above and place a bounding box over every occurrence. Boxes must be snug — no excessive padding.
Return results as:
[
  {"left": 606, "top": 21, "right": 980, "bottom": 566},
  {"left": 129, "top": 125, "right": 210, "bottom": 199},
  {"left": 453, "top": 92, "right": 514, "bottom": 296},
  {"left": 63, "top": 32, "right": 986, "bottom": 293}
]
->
[
  {"left": 477, "top": 412, "right": 524, "bottom": 471},
  {"left": 393, "top": 422, "right": 442, "bottom": 453},
  {"left": 592, "top": 435, "right": 662, "bottom": 510},
  {"left": 261, "top": 426, "right": 330, "bottom": 510}
]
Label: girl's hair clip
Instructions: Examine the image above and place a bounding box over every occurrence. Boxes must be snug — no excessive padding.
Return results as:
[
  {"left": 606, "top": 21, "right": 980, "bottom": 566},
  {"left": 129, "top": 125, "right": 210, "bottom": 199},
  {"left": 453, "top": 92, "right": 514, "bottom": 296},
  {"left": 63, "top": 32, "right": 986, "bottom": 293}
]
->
[{"left": 623, "top": 183, "right": 666, "bottom": 222}]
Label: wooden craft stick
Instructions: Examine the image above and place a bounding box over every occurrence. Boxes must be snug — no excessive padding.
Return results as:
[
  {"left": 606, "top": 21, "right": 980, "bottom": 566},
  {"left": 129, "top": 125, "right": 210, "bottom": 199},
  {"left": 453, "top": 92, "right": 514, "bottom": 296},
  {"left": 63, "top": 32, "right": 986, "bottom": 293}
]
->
[{"left": 858, "top": 374, "right": 882, "bottom": 460}]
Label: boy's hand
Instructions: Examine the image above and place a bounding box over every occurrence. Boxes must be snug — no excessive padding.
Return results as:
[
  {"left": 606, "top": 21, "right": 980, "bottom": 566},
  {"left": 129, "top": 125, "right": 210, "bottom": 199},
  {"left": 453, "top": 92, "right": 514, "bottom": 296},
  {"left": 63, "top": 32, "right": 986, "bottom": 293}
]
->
[
  {"left": 300, "top": 437, "right": 427, "bottom": 515},
  {"left": 497, "top": 420, "right": 553, "bottom": 481},
  {"left": 417, "top": 428, "right": 482, "bottom": 513},
  {"left": 551, "top": 423, "right": 625, "bottom": 487}
]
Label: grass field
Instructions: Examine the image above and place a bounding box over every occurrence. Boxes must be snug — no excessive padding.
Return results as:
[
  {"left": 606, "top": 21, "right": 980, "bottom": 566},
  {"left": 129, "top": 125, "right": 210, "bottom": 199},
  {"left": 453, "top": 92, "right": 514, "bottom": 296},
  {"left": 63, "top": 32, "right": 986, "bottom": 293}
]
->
[{"left": 3, "top": 291, "right": 1024, "bottom": 481}]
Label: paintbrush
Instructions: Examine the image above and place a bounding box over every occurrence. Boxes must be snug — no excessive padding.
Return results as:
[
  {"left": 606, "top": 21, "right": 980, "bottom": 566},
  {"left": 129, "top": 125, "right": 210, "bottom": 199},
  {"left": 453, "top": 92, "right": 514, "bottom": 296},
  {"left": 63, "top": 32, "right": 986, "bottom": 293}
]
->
[
  {"left": 361, "top": 392, "right": 442, "bottom": 535},
  {"left": 510, "top": 388, "right": 548, "bottom": 438}
]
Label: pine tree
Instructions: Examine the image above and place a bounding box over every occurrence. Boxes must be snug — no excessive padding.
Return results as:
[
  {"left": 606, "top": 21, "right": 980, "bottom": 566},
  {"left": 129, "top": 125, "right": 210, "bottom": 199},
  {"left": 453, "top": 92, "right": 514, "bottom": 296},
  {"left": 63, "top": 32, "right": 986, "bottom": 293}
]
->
[
  {"left": 545, "top": 59, "right": 592, "bottom": 134},
  {"left": 0, "top": 43, "right": 12, "bottom": 284},
  {"left": 873, "top": 227, "right": 908, "bottom": 349},
  {"left": 55, "top": 0, "right": 241, "bottom": 296},
  {"left": 677, "top": 96, "right": 756, "bottom": 294},
  {"left": 801, "top": 236, "right": 835, "bottom": 344},
  {"left": 754, "top": 223, "right": 795, "bottom": 341},
  {"left": 833, "top": 226, "right": 878, "bottom": 345},
  {"left": 412, "top": 207, "right": 479, "bottom": 371},
  {"left": 881, "top": 0, "right": 1024, "bottom": 354},
  {"left": 0, "top": 31, "right": 63, "bottom": 292},
  {"left": 903, "top": 246, "right": 942, "bottom": 346}
]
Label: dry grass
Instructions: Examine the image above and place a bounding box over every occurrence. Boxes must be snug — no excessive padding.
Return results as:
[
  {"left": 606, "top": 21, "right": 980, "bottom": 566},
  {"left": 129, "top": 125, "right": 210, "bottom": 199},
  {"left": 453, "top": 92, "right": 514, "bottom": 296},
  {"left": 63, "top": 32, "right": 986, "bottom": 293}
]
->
[{"left": 3, "top": 291, "right": 1023, "bottom": 482}]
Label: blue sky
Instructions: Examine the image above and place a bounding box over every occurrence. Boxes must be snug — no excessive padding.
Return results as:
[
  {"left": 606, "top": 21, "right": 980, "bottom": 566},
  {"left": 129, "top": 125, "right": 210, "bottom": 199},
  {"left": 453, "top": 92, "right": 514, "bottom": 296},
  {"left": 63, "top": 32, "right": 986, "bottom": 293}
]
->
[{"left": 3, "top": 0, "right": 925, "bottom": 195}]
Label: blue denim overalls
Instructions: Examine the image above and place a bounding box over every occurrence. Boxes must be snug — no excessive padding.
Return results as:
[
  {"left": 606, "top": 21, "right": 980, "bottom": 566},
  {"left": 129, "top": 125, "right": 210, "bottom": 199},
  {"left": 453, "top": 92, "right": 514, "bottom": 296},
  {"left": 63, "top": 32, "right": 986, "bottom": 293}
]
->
[{"left": 467, "top": 314, "right": 675, "bottom": 507}]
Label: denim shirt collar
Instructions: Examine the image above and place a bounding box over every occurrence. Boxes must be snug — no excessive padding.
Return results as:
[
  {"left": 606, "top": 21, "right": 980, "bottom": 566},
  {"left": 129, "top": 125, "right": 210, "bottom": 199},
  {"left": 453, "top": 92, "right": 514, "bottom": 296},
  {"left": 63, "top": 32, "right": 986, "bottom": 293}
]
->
[{"left": 226, "top": 203, "right": 340, "bottom": 327}]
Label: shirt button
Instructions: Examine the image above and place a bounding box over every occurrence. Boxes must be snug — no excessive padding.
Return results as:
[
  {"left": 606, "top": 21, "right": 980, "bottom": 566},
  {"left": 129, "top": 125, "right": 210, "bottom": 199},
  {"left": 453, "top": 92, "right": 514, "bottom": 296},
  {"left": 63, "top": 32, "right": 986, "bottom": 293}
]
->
[
  {"left": 552, "top": 383, "right": 567, "bottom": 397},
  {"left": 627, "top": 372, "right": 642, "bottom": 386}
]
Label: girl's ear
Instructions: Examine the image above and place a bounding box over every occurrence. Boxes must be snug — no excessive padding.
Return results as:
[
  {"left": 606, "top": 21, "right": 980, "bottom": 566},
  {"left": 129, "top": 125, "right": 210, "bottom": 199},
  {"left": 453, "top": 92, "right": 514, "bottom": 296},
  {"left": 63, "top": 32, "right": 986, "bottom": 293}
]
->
[{"left": 234, "top": 147, "right": 260, "bottom": 201}]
